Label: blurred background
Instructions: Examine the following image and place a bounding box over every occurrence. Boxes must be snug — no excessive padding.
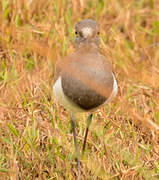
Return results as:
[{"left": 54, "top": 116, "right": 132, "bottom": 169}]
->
[{"left": 0, "top": 0, "right": 159, "bottom": 179}]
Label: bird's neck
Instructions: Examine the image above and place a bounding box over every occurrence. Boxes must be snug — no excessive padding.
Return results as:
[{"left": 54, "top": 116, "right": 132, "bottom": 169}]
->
[{"left": 76, "top": 42, "right": 99, "bottom": 54}]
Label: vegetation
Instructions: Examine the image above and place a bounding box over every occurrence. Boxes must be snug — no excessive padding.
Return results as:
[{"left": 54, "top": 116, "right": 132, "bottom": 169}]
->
[{"left": 0, "top": 0, "right": 159, "bottom": 179}]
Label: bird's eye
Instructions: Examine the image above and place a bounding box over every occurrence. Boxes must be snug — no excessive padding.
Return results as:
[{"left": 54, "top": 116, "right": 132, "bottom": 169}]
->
[
  {"left": 75, "top": 31, "right": 79, "bottom": 37},
  {"left": 97, "top": 31, "right": 100, "bottom": 35}
]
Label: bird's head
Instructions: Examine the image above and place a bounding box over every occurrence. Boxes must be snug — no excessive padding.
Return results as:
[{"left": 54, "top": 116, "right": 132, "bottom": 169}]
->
[{"left": 75, "top": 19, "right": 100, "bottom": 49}]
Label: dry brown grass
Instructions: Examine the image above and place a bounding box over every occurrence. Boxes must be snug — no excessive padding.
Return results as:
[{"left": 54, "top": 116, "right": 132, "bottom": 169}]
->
[{"left": 0, "top": 0, "right": 159, "bottom": 179}]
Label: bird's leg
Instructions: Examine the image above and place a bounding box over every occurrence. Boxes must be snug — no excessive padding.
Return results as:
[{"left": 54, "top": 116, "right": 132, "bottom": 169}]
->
[
  {"left": 82, "top": 113, "right": 93, "bottom": 154},
  {"left": 70, "top": 113, "right": 81, "bottom": 180}
]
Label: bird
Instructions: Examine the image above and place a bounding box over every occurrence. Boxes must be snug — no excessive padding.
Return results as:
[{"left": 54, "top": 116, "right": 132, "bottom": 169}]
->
[{"left": 53, "top": 19, "right": 118, "bottom": 179}]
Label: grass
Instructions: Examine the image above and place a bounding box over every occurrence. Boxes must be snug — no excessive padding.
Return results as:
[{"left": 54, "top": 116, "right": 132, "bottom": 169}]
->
[{"left": 0, "top": 0, "right": 159, "bottom": 179}]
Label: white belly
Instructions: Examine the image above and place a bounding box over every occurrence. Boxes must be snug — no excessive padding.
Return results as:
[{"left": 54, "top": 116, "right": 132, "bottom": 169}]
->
[
  {"left": 53, "top": 77, "right": 86, "bottom": 113},
  {"left": 53, "top": 73, "right": 118, "bottom": 113},
  {"left": 104, "top": 73, "right": 118, "bottom": 104}
]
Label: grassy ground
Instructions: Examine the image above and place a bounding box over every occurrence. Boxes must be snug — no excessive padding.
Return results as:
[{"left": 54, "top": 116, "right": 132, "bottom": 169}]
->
[{"left": 0, "top": 0, "right": 159, "bottom": 179}]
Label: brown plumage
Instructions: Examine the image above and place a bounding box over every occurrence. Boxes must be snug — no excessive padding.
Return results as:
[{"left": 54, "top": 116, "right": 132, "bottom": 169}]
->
[
  {"left": 53, "top": 19, "right": 118, "bottom": 180},
  {"left": 54, "top": 48, "right": 113, "bottom": 110}
]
